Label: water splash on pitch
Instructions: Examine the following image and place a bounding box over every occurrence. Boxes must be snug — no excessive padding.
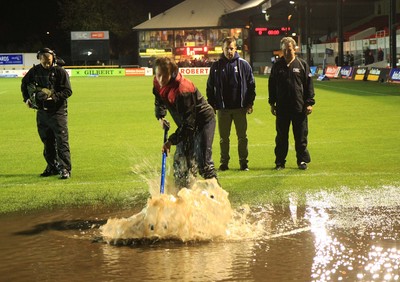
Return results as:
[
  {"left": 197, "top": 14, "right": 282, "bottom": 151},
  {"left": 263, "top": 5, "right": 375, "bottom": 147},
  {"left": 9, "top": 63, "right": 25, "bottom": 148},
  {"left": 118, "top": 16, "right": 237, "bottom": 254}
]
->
[{"left": 101, "top": 178, "right": 266, "bottom": 244}]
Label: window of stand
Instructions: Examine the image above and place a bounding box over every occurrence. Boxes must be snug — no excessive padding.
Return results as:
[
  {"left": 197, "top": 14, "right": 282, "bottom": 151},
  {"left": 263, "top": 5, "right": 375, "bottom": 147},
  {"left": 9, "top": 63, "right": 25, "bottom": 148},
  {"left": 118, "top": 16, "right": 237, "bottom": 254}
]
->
[
  {"left": 138, "top": 28, "right": 247, "bottom": 66},
  {"left": 139, "top": 30, "right": 174, "bottom": 49}
]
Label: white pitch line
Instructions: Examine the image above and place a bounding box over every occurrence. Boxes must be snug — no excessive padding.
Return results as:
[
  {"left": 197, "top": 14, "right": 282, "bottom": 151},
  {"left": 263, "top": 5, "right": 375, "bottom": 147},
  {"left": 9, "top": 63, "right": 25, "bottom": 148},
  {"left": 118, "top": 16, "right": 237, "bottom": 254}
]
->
[
  {"left": 252, "top": 118, "right": 265, "bottom": 125},
  {"left": 221, "top": 171, "right": 397, "bottom": 179},
  {"left": 1, "top": 172, "right": 397, "bottom": 188},
  {"left": 268, "top": 226, "right": 311, "bottom": 239},
  {"left": 316, "top": 83, "right": 387, "bottom": 96},
  {"left": 0, "top": 179, "right": 145, "bottom": 188}
]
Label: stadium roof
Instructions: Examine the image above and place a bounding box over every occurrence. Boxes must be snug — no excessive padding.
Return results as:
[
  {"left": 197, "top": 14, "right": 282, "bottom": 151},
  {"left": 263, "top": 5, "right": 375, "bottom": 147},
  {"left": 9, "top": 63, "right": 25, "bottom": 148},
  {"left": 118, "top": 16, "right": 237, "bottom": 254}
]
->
[
  {"left": 226, "top": 0, "right": 267, "bottom": 14},
  {"left": 133, "top": 0, "right": 240, "bottom": 30}
]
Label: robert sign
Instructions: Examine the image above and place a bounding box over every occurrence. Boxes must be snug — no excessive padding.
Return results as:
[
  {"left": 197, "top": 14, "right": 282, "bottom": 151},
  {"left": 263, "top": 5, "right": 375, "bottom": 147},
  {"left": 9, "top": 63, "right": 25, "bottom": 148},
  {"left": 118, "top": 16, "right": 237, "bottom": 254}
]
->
[{"left": 179, "top": 67, "right": 210, "bottom": 75}]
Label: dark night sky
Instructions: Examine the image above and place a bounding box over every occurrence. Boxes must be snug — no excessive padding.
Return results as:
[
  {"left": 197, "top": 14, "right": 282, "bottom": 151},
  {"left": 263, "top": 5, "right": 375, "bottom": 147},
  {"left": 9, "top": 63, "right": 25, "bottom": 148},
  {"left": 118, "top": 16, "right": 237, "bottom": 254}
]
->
[
  {"left": 0, "top": 0, "right": 184, "bottom": 43},
  {"left": 0, "top": 0, "right": 248, "bottom": 56},
  {"left": 0, "top": 0, "right": 247, "bottom": 42}
]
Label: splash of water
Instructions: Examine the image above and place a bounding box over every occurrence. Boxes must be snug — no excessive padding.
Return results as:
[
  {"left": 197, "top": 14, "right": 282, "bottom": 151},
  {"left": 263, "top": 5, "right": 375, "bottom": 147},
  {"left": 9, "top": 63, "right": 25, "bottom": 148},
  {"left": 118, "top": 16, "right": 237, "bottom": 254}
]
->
[{"left": 101, "top": 178, "right": 266, "bottom": 244}]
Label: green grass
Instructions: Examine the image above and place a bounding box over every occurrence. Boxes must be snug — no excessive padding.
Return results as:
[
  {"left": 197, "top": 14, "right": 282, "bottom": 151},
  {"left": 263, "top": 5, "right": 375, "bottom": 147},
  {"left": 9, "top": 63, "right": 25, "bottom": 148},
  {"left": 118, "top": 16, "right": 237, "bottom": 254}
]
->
[{"left": 1, "top": 75, "right": 399, "bottom": 214}]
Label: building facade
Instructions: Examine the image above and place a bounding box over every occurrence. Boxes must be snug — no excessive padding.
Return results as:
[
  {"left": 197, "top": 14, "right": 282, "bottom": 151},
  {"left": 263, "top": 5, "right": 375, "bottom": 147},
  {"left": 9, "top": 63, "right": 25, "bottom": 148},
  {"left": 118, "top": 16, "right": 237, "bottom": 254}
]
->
[{"left": 133, "top": 0, "right": 399, "bottom": 70}]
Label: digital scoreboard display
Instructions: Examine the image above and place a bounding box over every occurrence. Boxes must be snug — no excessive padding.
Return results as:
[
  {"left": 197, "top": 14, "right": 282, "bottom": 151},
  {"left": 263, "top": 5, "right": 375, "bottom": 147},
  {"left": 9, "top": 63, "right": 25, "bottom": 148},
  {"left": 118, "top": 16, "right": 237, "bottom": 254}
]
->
[
  {"left": 71, "top": 31, "right": 110, "bottom": 63},
  {"left": 254, "top": 27, "right": 291, "bottom": 36}
]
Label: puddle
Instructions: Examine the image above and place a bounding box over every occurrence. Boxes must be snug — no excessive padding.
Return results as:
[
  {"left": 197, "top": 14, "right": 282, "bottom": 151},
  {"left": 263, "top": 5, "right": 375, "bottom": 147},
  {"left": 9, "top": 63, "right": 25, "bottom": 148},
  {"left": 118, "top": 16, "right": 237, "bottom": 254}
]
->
[{"left": 1, "top": 185, "right": 400, "bottom": 281}]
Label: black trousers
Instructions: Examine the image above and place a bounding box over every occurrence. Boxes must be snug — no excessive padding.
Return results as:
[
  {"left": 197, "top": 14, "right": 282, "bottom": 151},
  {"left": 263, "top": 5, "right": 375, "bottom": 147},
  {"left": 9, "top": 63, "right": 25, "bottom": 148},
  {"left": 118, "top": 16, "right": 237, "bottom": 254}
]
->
[
  {"left": 274, "top": 112, "right": 310, "bottom": 165},
  {"left": 173, "top": 118, "right": 217, "bottom": 188},
  {"left": 37, "top": 110, "right": 71, "bottom": 172}
]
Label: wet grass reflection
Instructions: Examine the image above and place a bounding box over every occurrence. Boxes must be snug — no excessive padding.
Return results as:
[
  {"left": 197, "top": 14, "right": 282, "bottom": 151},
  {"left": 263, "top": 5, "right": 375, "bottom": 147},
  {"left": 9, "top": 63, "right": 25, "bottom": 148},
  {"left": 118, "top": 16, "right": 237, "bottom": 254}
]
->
[{"left": 13, "top": 219, "right": 106, "bottom": 236}]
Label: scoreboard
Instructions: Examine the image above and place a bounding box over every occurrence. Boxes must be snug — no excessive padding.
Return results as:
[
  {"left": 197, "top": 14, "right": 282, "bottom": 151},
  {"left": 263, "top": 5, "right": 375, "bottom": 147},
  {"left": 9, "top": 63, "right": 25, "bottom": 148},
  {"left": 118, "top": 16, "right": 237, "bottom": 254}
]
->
[{"left": 254, "top": 27, "right": 291, "bottom": 36}]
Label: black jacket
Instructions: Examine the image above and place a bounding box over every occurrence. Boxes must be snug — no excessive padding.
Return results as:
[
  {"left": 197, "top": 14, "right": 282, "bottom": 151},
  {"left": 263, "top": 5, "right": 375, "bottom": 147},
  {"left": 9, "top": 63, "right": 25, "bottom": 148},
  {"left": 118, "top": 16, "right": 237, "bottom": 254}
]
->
[
  {"left": 268, "top": 56, "right": 315, "bottom": 114},
  {"left": 207, "top": 52, "right": 256, "bottom": 110},
  {"left": 21, "top": 64, "right": 72, "bottom": 113},
  {"left": 153, "top": 73, "right": 215, "bottom": 145}
]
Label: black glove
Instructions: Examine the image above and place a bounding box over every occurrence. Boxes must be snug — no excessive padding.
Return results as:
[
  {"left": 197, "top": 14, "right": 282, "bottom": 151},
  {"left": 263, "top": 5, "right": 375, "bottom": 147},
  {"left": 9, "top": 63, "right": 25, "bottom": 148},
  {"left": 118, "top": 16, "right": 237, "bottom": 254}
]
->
[{"left": 35, "top": 91, "right": 48, "bottom": 102}]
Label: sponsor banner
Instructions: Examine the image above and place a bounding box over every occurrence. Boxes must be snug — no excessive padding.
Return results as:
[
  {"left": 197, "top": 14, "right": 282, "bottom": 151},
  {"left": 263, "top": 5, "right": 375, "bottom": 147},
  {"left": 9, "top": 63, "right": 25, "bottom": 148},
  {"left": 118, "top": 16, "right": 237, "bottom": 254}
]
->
[
  {"left": 310, "top": 66, "right": 317, "bottom": 76},
  {"left": 317, "top": 74, "right": 329, "bottom": 81},
  {"left": 71, "top": 31, "right": 109, "bottom": 40},
  {"left": 367, "top": 67, "right": 382, "bottom": 82},
  {"left": 354, "top": 67, "right": 367, "bottom": 81},
  {"left": 0, "top": 69, "right": 27, "bottom": 78},
  {"left": 340, "top": 66, "right": 354, "bottom": 79},
  {"left": 179, "top": 67, "right": 210, "bottom": 75},
  {"left": 139, "top": 48, "right": 172, "bottom": 57},
  {"left": 175, "top": 47, "right": 208, "bottom": 55},
  {"left": 389, "top": 68, "right": 400, "bottom": 83},
  {"left": 325, "top": 65, "right": 340, "bottom": 78},
  {"left": 0, "top": 54, "right": 23, "bottom": 65},
  {"left": 125, "top": 68, "right": 153, "bottom": 76},
  {"left": 70, "top": 68, "right": 125, "bottom": 77}
]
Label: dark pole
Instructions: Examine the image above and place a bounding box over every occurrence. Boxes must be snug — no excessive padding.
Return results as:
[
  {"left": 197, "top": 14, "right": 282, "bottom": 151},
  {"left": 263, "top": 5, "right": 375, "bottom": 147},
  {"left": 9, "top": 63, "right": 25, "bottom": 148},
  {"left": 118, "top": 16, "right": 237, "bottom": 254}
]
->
[
  {"left": 305, "top": 0, "right": 311, "bottom": 66},
  {"left": 390, "top": 0, "right": 397, "bottom": 68},
  {"left": 337, "top": 0, "right": 343, "bottom": 66},
  {"left": 249, "top": 17, "right": 254, "bottom": 68}
]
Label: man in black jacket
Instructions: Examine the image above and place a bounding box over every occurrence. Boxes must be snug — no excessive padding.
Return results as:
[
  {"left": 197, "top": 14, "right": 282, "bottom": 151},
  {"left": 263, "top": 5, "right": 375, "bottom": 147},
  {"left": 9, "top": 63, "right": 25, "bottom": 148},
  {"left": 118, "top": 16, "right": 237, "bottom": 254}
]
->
[
  {"left": 21, "top": 48, "right": 72, "bottom": 179},
  {"left": 153, "top": 57, "right": 217, "bottom": 189},
  {"left": 268, "top": 37, "right": 315, "bottom": 170},
  {"left": 207, "top": 37, "right": 256, "bottom": 171}
]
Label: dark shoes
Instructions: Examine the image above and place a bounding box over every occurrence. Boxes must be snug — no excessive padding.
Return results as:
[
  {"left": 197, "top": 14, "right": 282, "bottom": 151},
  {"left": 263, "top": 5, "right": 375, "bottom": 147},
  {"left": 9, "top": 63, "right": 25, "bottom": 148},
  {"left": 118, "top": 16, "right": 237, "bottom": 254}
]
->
[
  {"left": 240, "top": 164, "right": 249, "bottom": 171},
  {"left": 219, "top": 164, "right": 229, "bottom": 171},
  {"left": 298, "top": 162, "right": 308, "bottom": 170},
  {"left": 60, "top": 169, "right": 71, "bottom": 179},
  {"left": 40, "top": 167, "right": 59, "bottom": 177},
  {"left": 40, "top": 167, "right": 70, "bottom": 179},
  {"left": 274, "top": 164, "right": 285, "bottom": 170},
  {"left": 219, "top": 163, "right": 249, "bottom": 171},
  {"left": 274, "top": 163, "right": 308, "bottom": 170}
]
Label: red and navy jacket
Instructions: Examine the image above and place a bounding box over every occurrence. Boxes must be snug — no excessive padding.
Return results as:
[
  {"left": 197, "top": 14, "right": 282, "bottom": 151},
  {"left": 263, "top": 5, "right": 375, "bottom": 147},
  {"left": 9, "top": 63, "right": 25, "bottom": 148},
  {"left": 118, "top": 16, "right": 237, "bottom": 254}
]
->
[{"left": 153, "top": 72, "right": 214, "bottom": 145}]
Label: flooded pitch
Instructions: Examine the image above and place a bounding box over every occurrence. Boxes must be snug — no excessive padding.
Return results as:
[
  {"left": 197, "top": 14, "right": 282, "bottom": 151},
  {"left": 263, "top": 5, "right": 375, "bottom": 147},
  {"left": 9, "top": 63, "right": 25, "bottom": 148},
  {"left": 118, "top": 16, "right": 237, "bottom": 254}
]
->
[{"left": 1, "top": 184, "right": 400, "bottom": 281}]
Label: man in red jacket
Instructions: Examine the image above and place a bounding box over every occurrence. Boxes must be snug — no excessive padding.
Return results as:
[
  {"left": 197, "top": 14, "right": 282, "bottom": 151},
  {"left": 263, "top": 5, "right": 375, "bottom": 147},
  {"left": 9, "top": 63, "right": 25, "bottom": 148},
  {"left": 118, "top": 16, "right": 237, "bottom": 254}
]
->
[{"left": 153, "top": 57, "right": 217, "bottom": 189}]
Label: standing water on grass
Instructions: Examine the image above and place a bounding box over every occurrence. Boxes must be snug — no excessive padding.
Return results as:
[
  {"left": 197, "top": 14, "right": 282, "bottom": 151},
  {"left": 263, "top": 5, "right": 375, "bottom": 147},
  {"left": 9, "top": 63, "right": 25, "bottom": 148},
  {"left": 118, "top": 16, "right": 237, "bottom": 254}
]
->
[{"left": 2, "top": 183, "right": 400, "bottom": 281}]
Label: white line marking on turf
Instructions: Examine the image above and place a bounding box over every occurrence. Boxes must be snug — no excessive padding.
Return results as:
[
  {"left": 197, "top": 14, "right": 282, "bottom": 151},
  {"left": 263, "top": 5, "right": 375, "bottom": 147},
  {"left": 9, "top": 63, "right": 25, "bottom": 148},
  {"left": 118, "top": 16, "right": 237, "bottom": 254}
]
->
[
  {"left": 268, "top": 226, "right": 311, "bottom": 239},
  {"left": 1, "top": 172, "right": 397, "bottom": 188},
  {"left": 316, "top": 83, "right": 386, "bottom": 96},
  {"left": 253, "top": 118, "right": 264, "bottom": 125},
  {"left": 0, "top": 179, "right": 145, "bottom": 188},
  {"left": 221, "top": 171, "right": 397, "bottom": 179}
]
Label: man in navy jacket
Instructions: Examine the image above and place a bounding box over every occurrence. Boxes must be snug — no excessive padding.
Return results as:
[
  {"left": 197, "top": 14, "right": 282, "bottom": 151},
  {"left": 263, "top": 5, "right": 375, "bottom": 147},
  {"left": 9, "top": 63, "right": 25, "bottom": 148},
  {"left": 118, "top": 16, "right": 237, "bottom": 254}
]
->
[{"left": 207, "top": 37, "right": 256, "bottom": 171}]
